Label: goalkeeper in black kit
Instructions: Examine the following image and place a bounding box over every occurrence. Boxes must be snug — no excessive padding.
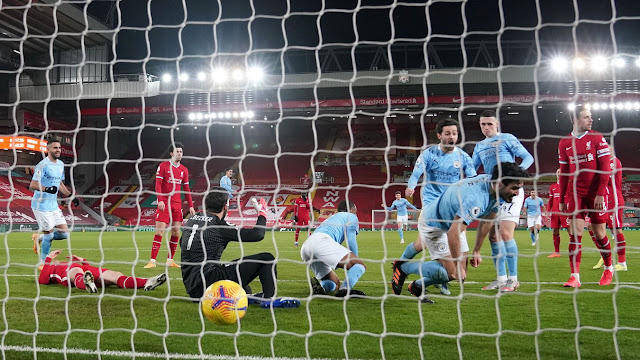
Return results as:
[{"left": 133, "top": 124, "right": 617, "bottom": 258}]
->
[{"left": 180, "top": 187, "right": 300, "bottom": 309}]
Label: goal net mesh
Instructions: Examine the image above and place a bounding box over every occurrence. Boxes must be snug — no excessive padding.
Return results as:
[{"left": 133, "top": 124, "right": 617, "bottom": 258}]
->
[{"left": 1, "top": 0, "right": 639, "bottom": 359}]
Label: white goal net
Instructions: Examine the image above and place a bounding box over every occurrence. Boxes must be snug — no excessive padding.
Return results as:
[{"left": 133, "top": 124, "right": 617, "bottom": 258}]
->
[{"left": 1, "top": 0, "right": 639, "bottom": 359}]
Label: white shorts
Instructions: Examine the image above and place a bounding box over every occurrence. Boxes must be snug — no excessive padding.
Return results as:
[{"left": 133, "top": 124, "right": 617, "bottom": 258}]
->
[
  {"left": 417, "top": 212, "right": 469, "bottom": 261},
  {"left": 499, "top": 187, "right": 524, "bottom": 224},
  {"left": 32, "top": 208, "right": 66, "bottom": 232},
  {"left": 527, "top": 215, "right": 542, "bottom": 228},
  {"left": 396, "top": 215, "right": 409, "bottom": 224},
  {"left": 300, "top": 232, "right": 350, "bottom": 279}
]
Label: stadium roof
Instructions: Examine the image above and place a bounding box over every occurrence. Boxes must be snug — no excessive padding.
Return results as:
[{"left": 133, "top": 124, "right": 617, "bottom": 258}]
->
[{"left": 0, "top": 0, "right": 113, "bottom": 54}]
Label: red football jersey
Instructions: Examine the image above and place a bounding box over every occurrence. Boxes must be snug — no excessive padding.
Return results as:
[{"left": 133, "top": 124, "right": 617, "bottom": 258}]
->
[
  {"left": 548, "top": 182, "right": 561, "bottom": 213},
  {"left": 607, "top": 157, "right": 624, "bottom": 206},
  {"left": 155, "top": 161, "right": 193, "bottom": 209},
  {"left": 38, "top": 260, "right": 82, "bottom": 285},
  {"left": 294, "top": 197, "right": 311, "bottom": 218},
  {"left": 558, "top": 130, "right": 610, "bottom": 199}
]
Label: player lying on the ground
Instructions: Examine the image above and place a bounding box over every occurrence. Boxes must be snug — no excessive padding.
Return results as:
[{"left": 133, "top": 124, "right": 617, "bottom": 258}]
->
[
  {"left": 180, "top": 188, "right": 300, "bottom": 309},
  {"left": 302, "top": 200, "right": 367, "bottom": 298},
  {"left": 29, "top": 140, "right": 78, "bottom": 266},
  {"left": 382, "top": 191, "right": 418, "bottom": 244},
  {"left": 39, "top": 250, "right": 167, "bottom": 293},
  {"left": 392, "top": 162, "right": 529, "bottom": 301}
]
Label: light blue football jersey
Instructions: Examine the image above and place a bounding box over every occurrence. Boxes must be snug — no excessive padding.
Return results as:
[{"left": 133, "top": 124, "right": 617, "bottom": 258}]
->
[
  {"left": 386, "top": 198, "right": 417, "bottom": 216},
  {"left": 524, "top": 197, "right": 544, "bottom": 217},
  {"left": 422, "top": 175, "right": 499, "bottom": 230},
  {"left": 219, "top": 176, "right": 233, "bottom": 198},
  {"left": 408, "top": 146, "right": 476, "bottom": 207},
  {"left": 31, "top": 157, "right": 65, "bottom": 212},
  {"left": 315, "top": 212, "right": 360, "bottom": 256},
  {"left": 472, "top": 133, "right": 533, "bottom": 175}
]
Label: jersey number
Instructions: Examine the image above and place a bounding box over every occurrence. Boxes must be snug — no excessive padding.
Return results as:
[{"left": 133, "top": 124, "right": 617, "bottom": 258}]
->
[{"left": 185, "top": 224, "right": 199, "bottom": 250}]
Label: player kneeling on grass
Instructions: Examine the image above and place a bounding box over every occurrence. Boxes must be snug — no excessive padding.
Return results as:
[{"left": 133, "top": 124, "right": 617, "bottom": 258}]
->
[
  {"left": 39, "top": 250, "right": 166, "bottom": 293},
  {"left": 302, "top": 200, "right": 367, "bottom": 298},
  {"left": 391, "top": 162, "right": 528, "bottom": 301},
  {"left": 180, "top": 188, "right": 299, "bottom": 309}
]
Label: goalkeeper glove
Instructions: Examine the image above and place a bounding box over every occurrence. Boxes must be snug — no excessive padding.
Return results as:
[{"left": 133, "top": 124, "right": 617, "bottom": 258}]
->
[
  {"left": 43, "top": 186, "right": 57, "bottom": 194},
  {"left": 252, "top": 198, "right": 269, "bottom": 218}
]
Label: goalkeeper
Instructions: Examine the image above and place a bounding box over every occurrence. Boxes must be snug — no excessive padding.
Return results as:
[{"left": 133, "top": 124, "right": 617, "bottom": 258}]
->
[{"left": 180, "top": 188, "right": 299, "bottom": 309}]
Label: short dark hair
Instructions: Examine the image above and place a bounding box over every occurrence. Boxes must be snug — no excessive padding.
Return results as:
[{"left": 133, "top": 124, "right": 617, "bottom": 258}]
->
[
  {"left": 337, "top": 200, "right": 356, "bottom": 213},
  {"left": 204, "top": 187, "right": 228, "bottom": 213},
  {"left": 480, "top": 110, "right": 496, "bottom": 118},
  {"left": 491, "top": 162, "right": 529, "bottom": 186},
  {"left": 436, "top": 119, "right": 460, "bottom": 134},
  {"left": 570, "top": 105, "right": 589, "bottom": 121},
  {"left": 224, "top": 167, "right": 233, "bottom": 173},
  {"left": 395, "top": 191, "right": 402, "bottom": 195},
  {"left": 169, "top": 142, "right": 184, "bottom": 154},
  {"left": 47, "top": 140, "right": 61, "bottom": 146}
]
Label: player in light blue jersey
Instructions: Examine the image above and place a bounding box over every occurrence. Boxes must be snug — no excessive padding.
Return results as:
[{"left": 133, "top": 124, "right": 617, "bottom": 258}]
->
[
  {"left": 29, "top": 140, "right": 75, "bottom": 266},
  {"left": 402, "top": 119, "right": 476, "bottom": 295},
  {"left": 219, "top": 168, "right": 234, "bottom": 199},
  {"left": 524, "top": 190, "right": 545, "bottom": 246},
  {"left": 301, "top": 200, "right": 367, "bottom": 298},
  {"left": 391, "top": 162, "right": 528, "bottom": 302},
  {"left": 382, "top": 191, "right": 418, "bottom": 244},
  {"left": 472, "top": 110, "right": 534, "bottom": 292}
]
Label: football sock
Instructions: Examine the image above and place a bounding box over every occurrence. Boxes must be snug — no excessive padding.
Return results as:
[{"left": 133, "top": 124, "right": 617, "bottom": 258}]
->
[
  {"left": 398, "top": 228, "right": 404, "bottom": 240},
  {"left": 40, "top": 232, "right": 55, "bottom": 262},
  {"left": 150, "top": 234, "right": 162, "bottom": 261},
  {"left": 412, "top": 261, "right": 450, "bottom": 288},
  {"left": 594, "top": 236, "right": 612, "bottom": 267},
  {"left": 491, "top": 242, "right": 507, "bottom": 280},
  {"left": 73, "top": 273, "right": 86, "bottom": 290},
  {"left": 553, "top": 233, "right": 561, "bottom": 253},
  {"left": 340, "top": 264, "right": 366, "bottom": 290},
  {"left": 295, "top": 229, "right": 300, "bottom": 242},
  {"left": 616, "top": 233, "right": 626, "bottom": 263},
  {"left": 504, "top": 239, "right": 518, "bottom": 278},
  {"left": 401, "top": 243, "right": 419, "bottom": 260},
  {"left": 52, "top": 231, "right": 69, "bottom": 240},
  {"left": 321, "top": 280, "right": 337, "bottom": 293},
  {"left": 117, "top": 276, "right": 147, "bottom": 289},
  {"left": 569, "top": 235, "right": 582, "bottom": 273},
  {"left": 168, "top": 235, "right": 179, "bottom": 259}
]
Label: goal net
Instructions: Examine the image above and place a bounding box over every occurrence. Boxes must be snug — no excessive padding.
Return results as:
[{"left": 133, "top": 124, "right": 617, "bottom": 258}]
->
[{"left": 1, "top": 0, "right": 639, "bottom": 359}]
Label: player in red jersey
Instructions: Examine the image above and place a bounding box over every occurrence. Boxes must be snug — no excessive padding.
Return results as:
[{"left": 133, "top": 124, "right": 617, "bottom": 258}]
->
[
  {"left": 293, "top": 193, "right": 313, "bottom": 246},
  {"left": 546, "top": 169, "right": 569, "bottom": 258},
  {"left": 591, "top": 156, "right": 627, "bottom": 271},
  {"left": 39, "top": 250, "right": 167, "bottom": 292},
  {"left": 558, "top": 105, "right": 613, "bottom": 288},
  {"left": 145, "top": 142, "right": 196, "bottom": 269}
]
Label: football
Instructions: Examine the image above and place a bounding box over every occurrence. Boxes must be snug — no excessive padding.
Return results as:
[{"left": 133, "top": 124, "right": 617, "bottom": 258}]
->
[{"left": 201, "top": 280, "right": 248, "bottom": 325}]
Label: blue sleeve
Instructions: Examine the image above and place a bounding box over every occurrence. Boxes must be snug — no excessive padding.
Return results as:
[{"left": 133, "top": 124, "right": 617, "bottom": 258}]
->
[
  {"left": 472, "top": 145, "right": 482, "bottom": 171},
  {"left": 407, "top": 151, "right": 428, "bottom": 189},
  {"left": 463, "top": 153, "right": 477, "bottom": 178},
  {"left": 509, "top": 135, "right": 534, "bottom": 170},
  {"left": 456, "top": 198, "right": 481, "bottom": 225},
  {"left": 345, "top": 214, "right": 359, "bottom": 256},
  {"left": 32, "top": 163, "right": 44, "bottom": 182},
  {"left": 405, "top": 199, "right": 417, "bottom": 210},
  {"left": 386, "top": 203, "right": 396, "bottom": 211}
]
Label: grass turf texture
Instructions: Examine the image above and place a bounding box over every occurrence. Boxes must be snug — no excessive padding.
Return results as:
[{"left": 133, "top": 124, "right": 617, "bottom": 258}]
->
[{"left": 1, "top": 229, "right": 639, "bottom": 360}]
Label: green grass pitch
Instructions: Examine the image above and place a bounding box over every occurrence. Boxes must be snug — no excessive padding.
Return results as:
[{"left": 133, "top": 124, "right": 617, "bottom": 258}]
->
[{"left": 1, "top": 229, "right": 639, "bottom": 360}]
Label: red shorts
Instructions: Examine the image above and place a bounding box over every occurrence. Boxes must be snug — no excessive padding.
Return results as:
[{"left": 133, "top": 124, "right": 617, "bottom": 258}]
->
[
  {"left": 81, "top": 264, "right": 106, "bottom": 280},
  {"left": 566, "top": 194, "right": 608, "bottom": 224},
  {"left": 606, "top": 203, "right": 624, "bottom": 229},
  {"left": 156, "top": 207, "right": 183, "bottom": 224},
  {"left": 550, "top": 214, "right": 569, "bottom": 229},
  {"left": 296, "top": 215, "right": 309, "bottom": 226}
]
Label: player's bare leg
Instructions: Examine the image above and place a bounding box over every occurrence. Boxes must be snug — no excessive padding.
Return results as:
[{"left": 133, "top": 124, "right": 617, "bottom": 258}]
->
[
  {"left": 145, "top": 221, "right": 167, "bottom": 268},
  {"left": 166, "top": 222, "right": 182, "bottom": 268}
]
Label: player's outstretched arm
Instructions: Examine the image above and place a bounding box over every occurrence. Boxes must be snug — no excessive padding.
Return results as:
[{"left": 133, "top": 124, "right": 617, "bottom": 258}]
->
[{"left": 220, "top": 198, "right": 268, "bottom": 242}]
